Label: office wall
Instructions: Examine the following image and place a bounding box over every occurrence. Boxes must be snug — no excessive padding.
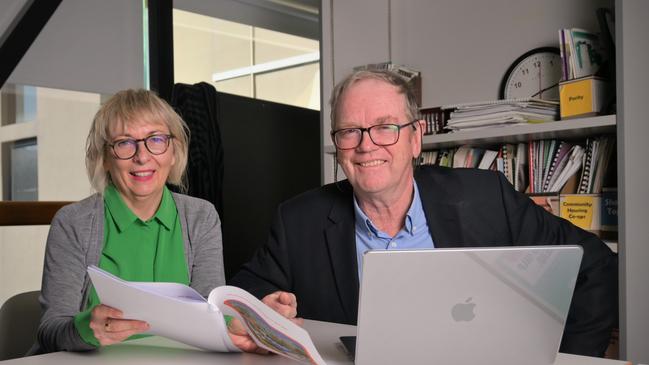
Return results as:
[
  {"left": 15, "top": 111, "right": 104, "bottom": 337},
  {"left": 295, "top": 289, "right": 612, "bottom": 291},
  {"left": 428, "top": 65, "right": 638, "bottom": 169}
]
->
[
  {"left": 0, "top": 87, "right": 99, "bottom": 306},
  {"left": 321, "top": 0, "right": 649, "bottom": 362},
  {"left": 320, "top": 0, "right": 612, "bottom": 183},
  {"left": 617, "top": 0, "right": 649, "bottom": 362},
  {"left": 6, "top": 0, "right": 144, "bottom": 95},
  {"left": 0, "top": 0, "right": 29, "bottom": 41},
  {"left": 174, "top": 0, "right": 319, "bottom": 40},
  {"left": 0, "top": 0, "right": 143, "bottom": 307}
]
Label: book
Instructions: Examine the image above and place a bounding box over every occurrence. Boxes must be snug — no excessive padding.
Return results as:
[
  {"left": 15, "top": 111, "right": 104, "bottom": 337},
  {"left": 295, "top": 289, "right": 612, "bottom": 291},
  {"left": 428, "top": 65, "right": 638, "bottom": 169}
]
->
[
  {"left": 600, "top": 187, "right": 618, "bottom": 239},
  {"left": 528, "top": 142, "right": 535, "bottom": 193},
  {"left": 578, "top": 138, "right": 596, "bottom": 193},
  {"left": 559, "top": 29, "right": 571, "bottom": 80},
  {"left": 442, "top": 98, "right": 558, "bottom": 110},
  {"left": 87, "top": 266, "right": 326, "bottom": 365},
  {"left": 542, "top": 140, "right": 557, "bottom": 189},
  {"left": 569, "top": 29, "right": 605, "bottom": 79},
  {"left": 441, "top": 98, "right": 559, "bottom": 133},
  {"left": 559, "top": 194, "right": 602, "bottom": 234},
  {"left": 590, "top": 136, "right": 615, "bottom": 194},
  {"left": 478, "top": 149, "right": 498, "bottom": 170},
  {"left": 542, "top": 141, "right": 571, "bottom": 192},
  {"left": 548, "top": 145, "right": 585, "bottom": 193},
  {"left": 453, "top": 145, "right": 471, "bottom": 168},
  {"left": 558, "top": 28, "right": 606, "bottom": 81},
  {"left": 514, "top": 143, "right": 528, "bottom": 192}
]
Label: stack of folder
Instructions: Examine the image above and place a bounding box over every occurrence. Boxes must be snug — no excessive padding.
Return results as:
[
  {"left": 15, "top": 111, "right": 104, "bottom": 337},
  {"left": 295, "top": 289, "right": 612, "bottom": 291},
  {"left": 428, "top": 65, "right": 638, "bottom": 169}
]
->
[{"left": 442, "top": 98, "right": 559, "bottom": 133}]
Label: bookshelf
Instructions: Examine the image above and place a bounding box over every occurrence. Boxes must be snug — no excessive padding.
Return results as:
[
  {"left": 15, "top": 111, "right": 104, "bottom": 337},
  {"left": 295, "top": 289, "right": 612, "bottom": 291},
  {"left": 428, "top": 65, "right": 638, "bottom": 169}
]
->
[
  {"left": 321, "top": 1, "right": 649, "bottom": 362},
  {"left": 323, "top": 115, "right": 615, "bottom": 153},
  {"left": 421, "top": 115, "right": 615, "bottom": 150}
]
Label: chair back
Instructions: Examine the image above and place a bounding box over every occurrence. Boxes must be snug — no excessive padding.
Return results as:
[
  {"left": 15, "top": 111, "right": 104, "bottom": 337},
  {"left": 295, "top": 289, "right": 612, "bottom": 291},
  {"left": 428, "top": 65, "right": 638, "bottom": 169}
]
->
[{"left": 0, "top": 291, "right": 41, "bottom": 361}]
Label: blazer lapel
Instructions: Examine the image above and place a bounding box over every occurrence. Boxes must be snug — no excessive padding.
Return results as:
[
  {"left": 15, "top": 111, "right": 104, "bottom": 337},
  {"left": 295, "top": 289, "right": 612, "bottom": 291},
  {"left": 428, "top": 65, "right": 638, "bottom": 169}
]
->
[
  {"left": 324, "top": 185, "right": 359, "bottom": 323},
  {"left": 416, "top": 170, "right": 466, "bottom": 247}
]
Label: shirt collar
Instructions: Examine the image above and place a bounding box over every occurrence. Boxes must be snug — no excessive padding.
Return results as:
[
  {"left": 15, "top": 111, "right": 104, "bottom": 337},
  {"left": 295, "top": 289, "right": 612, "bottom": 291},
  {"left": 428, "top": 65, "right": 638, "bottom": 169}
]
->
[
  {"left": 155, "top": 187, "right": 176, "bottom": 230},
  {"left": 353, "top": 181, "right": 420, "bottom": 237},
  {"left": 103, "top": 184, "right": 176, "bottom": 232},
  {"left": 404, "top": 182, "right": 424, "bottom": 235}
]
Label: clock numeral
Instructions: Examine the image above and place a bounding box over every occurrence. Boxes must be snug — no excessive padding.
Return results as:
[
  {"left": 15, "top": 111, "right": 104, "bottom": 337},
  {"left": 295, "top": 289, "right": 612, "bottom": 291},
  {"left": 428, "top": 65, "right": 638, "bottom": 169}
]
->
[
  {"left": 533, "top": 61, "right": 541, "bottom": 68},
  {"left": 522, "top": 68, "right": 529, "bottom": 75},
  {"left": 514, "top": 81, "right": 522, "bottom": 88}
]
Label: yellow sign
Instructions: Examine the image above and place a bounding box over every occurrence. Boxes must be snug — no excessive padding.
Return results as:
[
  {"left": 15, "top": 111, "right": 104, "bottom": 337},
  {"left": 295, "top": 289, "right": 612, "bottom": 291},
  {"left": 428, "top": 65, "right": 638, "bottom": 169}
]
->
[
  {"left": 559, "top": 76, "right": 608, "bottom": 119},
  {"left": 559, "top": 194, "right": 601, "bottom": 231}
]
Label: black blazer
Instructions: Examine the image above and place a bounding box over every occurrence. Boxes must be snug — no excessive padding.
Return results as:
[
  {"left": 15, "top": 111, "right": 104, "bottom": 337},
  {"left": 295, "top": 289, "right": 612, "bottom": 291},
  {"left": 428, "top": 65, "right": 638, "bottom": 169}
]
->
[{"left": 230, "top": 166, "right": 617, "bottom": 357}]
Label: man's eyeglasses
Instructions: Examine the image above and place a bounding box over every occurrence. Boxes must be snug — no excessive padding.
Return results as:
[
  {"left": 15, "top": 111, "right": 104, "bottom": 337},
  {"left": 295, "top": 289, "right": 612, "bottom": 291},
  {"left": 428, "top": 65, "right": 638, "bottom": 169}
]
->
[
  {"left": 108, "top": 134, "right": 173, "bottom": 160},
  {"left": 331, "top": 120, "right": 418, "bottom": 150}
]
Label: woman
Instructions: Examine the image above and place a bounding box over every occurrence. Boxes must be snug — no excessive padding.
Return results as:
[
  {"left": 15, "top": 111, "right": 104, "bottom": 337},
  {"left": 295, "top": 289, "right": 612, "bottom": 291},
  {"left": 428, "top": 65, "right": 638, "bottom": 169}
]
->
[{"left": 32, "top": 89, "right": 257, "bottom": 354}]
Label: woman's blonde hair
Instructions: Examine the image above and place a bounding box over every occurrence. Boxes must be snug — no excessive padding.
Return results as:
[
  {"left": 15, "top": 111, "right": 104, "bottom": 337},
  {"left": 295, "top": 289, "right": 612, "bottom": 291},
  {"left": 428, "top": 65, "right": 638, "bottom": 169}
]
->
[{"left": 85, "top": 89, "right": 189, "bottom": 193}]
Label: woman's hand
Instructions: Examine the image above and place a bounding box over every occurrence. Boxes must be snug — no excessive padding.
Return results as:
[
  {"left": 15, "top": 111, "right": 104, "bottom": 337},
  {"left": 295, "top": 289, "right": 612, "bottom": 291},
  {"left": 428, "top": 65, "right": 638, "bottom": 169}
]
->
[
  {"left": 226, "top": 291, "right": 303, "bottom": 354},
  {"left": 89, "top": 304, "right": 150, "bottom": 346}
]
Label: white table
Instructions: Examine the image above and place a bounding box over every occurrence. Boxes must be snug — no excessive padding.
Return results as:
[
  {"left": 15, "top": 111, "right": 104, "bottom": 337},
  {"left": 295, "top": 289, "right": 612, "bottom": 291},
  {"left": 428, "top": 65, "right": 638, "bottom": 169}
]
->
[{"left": 5, "top": 320, "right": 630, "bottom": 365}]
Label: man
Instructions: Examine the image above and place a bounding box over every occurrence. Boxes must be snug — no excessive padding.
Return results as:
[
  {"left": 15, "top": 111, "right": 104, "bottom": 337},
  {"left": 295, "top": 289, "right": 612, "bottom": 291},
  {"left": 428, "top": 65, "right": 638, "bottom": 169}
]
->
[{"left": 230, "top": 70, "right": 617, "bottom": 357}]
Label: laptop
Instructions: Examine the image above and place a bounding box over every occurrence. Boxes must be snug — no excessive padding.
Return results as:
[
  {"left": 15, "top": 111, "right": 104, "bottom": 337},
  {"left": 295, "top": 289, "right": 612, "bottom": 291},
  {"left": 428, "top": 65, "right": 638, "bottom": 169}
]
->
[{"left": 341, "top": 246, "right": 583, "bottom": 365}]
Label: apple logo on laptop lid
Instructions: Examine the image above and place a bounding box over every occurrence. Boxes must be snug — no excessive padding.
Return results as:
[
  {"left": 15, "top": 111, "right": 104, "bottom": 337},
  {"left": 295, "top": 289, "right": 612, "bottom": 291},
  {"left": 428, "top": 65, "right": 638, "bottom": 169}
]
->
[{"left": 451, "top": 297, "right": 476, "bottom": 322}]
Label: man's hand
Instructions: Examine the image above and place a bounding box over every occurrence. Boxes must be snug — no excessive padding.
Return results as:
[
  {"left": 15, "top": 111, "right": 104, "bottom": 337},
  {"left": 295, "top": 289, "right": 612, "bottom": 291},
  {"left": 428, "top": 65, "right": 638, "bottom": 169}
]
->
[
  {"left": 227, "top": 317, "right": 269, "bottom": 354},
  {"left": 262, "top": 291, "right": 304, "bottom": 326},
  {"left": 89, "top": 304, "right": 149, "bottom": 346}
]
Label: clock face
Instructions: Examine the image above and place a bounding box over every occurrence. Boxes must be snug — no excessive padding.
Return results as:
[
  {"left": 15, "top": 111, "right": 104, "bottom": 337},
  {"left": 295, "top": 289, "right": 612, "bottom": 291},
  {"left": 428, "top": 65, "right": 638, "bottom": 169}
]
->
[{"left": 500, "top": 47, "right": 562, "bottom": 101}]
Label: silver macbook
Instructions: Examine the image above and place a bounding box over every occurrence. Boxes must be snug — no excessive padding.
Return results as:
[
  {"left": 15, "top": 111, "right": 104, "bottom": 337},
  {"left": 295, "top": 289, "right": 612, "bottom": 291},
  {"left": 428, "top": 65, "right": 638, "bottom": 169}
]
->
[{"left": 346, "top": 246, "right": 583, "bottom": 365}]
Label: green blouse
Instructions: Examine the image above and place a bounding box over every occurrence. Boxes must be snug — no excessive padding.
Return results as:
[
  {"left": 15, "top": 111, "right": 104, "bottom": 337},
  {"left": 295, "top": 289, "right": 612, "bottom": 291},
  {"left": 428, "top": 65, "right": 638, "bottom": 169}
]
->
[{"left": 74, "top": 184, "right": 189, "bottom": 346}]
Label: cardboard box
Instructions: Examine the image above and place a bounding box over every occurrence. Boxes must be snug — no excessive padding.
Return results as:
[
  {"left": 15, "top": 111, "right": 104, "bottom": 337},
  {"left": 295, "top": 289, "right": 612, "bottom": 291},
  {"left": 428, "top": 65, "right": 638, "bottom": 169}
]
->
[
  {"left": 353, "top": 62, "right": 422, "bottom": 106},
  {"left": 559, "top": 194, "right": 601, "bottom": 234},
  {"left": 529, "top": 194, "right": 560, "bottom": 216},
  {"left": 559, "top": 76, "right": 610, "bottom": 119}
]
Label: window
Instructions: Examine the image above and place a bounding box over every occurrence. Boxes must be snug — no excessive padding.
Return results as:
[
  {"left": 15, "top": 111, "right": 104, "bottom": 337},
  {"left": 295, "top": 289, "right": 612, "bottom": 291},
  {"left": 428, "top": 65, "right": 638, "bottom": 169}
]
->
[
  {"left": 2, "top": 138, "right": 38, "bottom": 201},
  {"left": 173, "top": 9, "right": 320, "bottom": 110}
]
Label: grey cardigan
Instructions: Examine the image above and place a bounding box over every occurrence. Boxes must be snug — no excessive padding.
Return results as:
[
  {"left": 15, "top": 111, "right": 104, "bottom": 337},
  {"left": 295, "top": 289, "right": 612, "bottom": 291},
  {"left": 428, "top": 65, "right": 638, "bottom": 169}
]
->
[{"left": 32, "top": 192, "right": 225, "bottom": 354}]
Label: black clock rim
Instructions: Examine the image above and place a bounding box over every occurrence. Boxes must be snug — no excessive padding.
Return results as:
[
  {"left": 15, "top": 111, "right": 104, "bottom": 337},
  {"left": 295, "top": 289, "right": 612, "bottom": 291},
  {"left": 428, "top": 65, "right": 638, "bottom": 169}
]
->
[{"left": 498, "top": 46, "right": 561, "bottom": 100}]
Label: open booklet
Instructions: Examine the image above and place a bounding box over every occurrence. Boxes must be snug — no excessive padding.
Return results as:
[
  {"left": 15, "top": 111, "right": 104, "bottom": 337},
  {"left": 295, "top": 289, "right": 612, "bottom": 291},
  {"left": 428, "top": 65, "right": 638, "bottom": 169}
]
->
[{"left": 87, "top": 266, "right": 326, "bottom": 365}]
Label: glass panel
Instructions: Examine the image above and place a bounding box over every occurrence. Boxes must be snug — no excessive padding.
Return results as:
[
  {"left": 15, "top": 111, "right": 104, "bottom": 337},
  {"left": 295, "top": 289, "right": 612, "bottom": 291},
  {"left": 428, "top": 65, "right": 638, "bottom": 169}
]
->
[
  {"left": 254, "top": 27, "right": 318, "bottom": 64},
  {"left": 255, "top": 63, "right": 320, "bottom": 110},
  {"left": 0, "top": 84, "right": 103, "bottom": 202},
  {"left": 173, "top": 9, "right": 253, "bottom": 86},
  {"left": 172, "top": 9, "right": 319, "bottom": 110},
  {"left": 10, "top": 138, "right": 38, "bottom": 201}
]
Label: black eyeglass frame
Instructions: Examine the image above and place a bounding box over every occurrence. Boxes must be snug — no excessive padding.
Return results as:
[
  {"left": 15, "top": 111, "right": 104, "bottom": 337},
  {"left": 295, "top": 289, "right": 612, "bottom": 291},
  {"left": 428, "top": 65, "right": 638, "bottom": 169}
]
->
[
  {"left": 330, "top": 119, "right": 419, "bottom": 150},
  {"left": 108, "top": 134, "right": 174, "bottom": 160}
]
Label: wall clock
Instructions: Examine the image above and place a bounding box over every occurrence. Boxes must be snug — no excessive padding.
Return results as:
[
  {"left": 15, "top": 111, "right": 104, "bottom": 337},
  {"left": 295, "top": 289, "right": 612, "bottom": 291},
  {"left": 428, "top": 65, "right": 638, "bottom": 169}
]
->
[{"left": 499, "top": 47, "right": 562, "bottom": 101}]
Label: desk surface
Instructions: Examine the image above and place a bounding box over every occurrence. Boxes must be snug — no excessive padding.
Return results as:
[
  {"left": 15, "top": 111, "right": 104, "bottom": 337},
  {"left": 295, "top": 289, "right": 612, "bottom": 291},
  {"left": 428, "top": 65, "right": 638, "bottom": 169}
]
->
[{"left": 6, "top": 320, "right": 630, "bottom": 365}]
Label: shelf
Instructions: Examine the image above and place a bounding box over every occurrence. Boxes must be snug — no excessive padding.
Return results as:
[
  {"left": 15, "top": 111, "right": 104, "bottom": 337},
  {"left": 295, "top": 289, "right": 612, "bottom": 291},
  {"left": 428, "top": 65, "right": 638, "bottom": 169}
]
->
[
  {"left": 421, "top": 114, "right": 616, "bottom": 150},
  {"left": 323, "top": 115, "right": 616, "bottom": 154}
]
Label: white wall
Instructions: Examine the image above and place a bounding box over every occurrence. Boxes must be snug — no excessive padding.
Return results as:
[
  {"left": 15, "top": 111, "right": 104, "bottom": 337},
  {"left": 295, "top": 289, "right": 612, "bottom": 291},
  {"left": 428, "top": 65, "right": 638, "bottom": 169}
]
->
[{"left": 0, "top": 226, "right": 49, "bottom": 306}]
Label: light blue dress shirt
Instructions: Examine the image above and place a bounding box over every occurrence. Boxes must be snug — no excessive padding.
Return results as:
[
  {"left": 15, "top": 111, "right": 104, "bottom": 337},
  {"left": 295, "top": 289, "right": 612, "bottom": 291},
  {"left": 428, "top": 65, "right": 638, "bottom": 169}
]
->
[{"left": 353, "top": 182, "right": 435, "bottom": 278}]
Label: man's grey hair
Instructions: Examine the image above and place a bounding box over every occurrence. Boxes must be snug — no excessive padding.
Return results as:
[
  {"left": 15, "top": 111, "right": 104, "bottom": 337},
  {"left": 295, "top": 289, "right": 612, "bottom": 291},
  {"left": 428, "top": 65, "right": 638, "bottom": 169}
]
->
[{"left": 329, "top": 69, "right": 420, "bottom": 130}]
